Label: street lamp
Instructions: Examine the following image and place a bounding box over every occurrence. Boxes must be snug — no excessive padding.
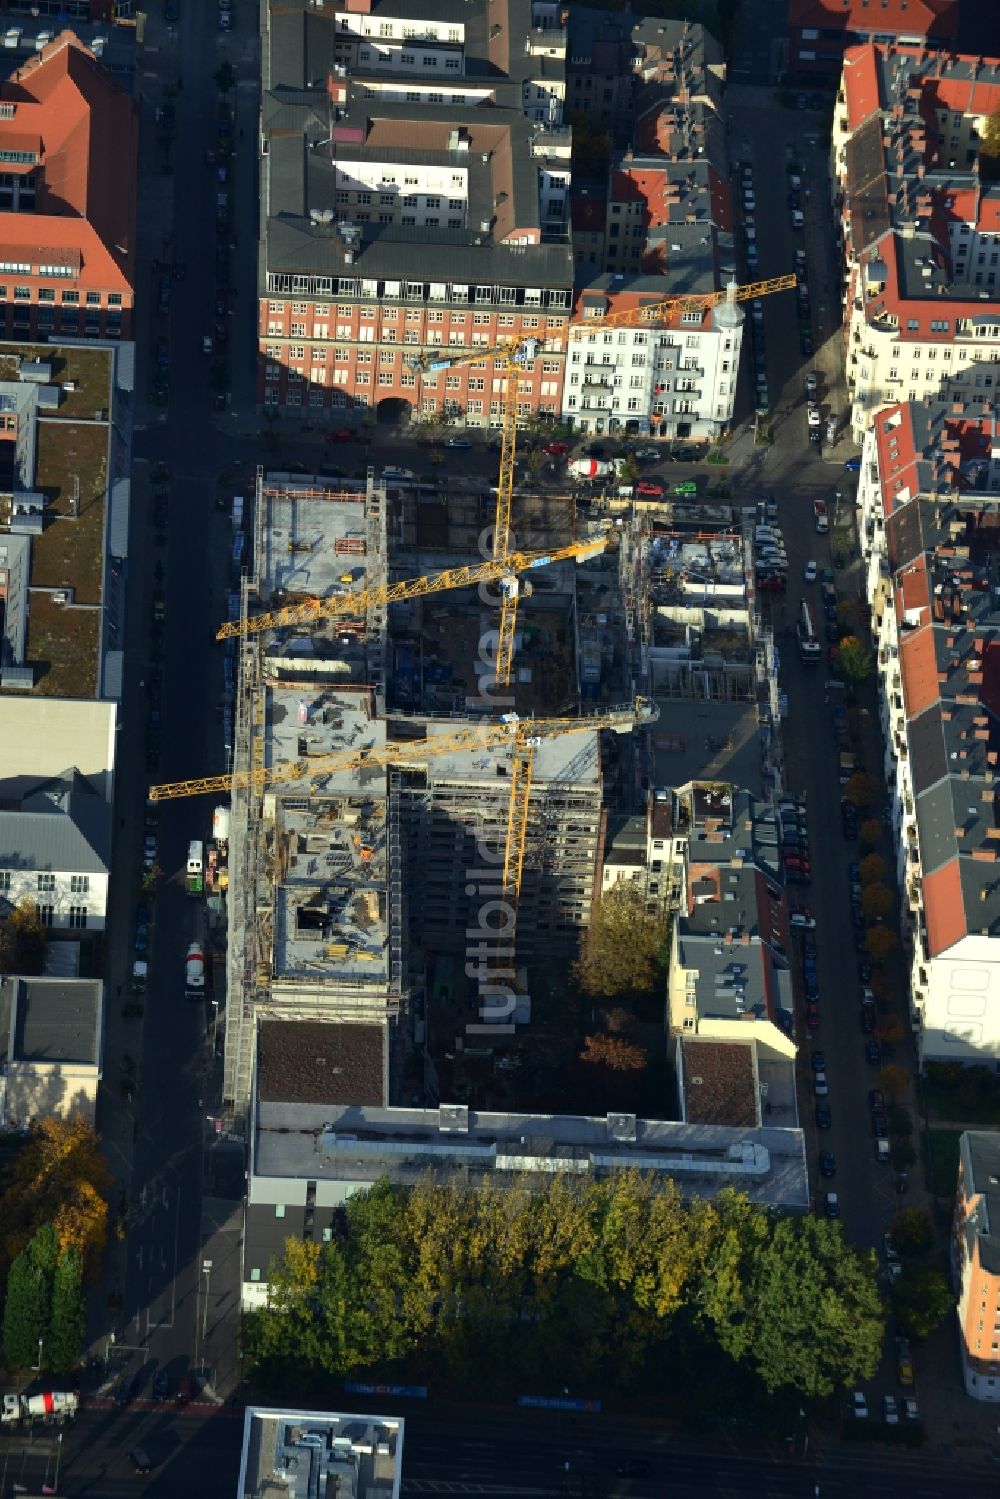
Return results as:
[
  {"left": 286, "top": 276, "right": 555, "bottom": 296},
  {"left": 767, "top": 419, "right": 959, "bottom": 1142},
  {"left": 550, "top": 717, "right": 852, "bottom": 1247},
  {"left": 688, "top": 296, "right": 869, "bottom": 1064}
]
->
[
  {"left": 32, "top": 1336, "right": 43, "bottom": 1372},
  {"left": 202, "top": 1259, "right": 213, "bottom": 1342}
]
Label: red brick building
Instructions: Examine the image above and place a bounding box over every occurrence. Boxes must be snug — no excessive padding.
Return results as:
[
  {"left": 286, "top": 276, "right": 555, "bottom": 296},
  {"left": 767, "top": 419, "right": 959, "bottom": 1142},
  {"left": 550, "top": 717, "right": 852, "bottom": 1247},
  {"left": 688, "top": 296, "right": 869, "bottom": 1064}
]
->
[
  {"left": 0, "top": 31, "right": 137, "bottom": 342},
  {"left": 789, "top": 0, "right": 960, "bottom": 76}
]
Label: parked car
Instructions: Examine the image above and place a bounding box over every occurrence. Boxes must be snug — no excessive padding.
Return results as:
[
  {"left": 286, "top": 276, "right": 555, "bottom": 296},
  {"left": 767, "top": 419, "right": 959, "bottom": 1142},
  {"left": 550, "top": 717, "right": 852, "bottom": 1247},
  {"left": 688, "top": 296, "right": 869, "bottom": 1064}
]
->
[
  {"left": 866, "top": 1039, "right": 883, "bottom": 1067},
  {"left": 872, "top": 1110, "right": 889, "bottom": 1137},
  {"left": 636, "top": 478, "right": 665, "bottom": 497},
  {"left": 852, "top": 1391, "right": 868, "bottom": 1419},
  {"left": 823, "top": 1192, "right": 839, "bottom": 1219},
  {"left": 819, "top": 1150, "right": 836, "bottom": 1178},
  {"left": 883, "top": 1395, "right": 899, "bottom": 1426},
  {"left": 815, "top": 1101, "right": 832, "bottom": 1129}
]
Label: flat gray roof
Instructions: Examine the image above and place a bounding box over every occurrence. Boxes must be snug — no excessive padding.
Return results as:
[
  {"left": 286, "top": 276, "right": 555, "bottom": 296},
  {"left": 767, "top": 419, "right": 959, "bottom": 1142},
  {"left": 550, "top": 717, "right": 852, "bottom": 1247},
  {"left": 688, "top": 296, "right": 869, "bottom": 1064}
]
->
[
  {"left": 253, "top": 1099, "right": 809, "bottom": 1209},
  {"left": 238, "top": 1406, "right": 404, "bottom": 1499},
  {"left": 1, "top": 975, "right": 101, "bottom": 1065}
]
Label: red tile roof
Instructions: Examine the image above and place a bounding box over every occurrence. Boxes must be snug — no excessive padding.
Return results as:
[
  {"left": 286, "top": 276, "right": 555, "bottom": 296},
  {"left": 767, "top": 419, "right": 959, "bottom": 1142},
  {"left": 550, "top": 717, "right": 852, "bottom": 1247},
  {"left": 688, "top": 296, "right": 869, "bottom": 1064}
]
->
[
  {"left": 0, "top": 31, "right": 138, "bottom": 293},
  {"left": 789, "top": 0, "right": 959, "bottom": 37},
  {"left": 923, "top": 858, "right": 967, "bottom": 956},
  {"left": 899, "top": 624, "right": 941, "bottom": 719}
]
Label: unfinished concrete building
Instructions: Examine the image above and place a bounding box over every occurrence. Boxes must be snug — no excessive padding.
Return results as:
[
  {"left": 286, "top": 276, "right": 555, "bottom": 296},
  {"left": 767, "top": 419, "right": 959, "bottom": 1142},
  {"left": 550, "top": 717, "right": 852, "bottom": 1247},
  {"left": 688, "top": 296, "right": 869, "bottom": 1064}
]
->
[{"left": 223, "top": 468, "right": 632, "bottom": 1111}]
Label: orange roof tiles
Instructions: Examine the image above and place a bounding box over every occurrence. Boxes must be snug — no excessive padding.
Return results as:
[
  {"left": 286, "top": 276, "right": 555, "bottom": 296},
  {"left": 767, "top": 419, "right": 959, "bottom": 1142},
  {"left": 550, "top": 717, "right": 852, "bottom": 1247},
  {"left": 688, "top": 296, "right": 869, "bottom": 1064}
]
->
[
  {"left": 0, "top": 31, "right": 137, "bottom": 293},
  {"left": 790, "top": 0, "right": 959, "bottom": 35},
  {"left": 843, "top": 45, "right": 882, "bottom": 129},
  {"left": 899, "top": 625, "right": 941, "bottom": 719},
  {"left": 923, "top": 858, "right": 968, "bottom": 956}
]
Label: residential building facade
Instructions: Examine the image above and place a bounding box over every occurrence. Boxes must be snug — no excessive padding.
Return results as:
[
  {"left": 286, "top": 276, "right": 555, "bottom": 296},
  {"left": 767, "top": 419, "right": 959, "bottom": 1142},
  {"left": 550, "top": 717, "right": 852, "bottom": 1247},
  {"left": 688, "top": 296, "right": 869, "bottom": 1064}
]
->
[
  {"left": 0, "top": 770, "right": 110, "bottom": 932},
  {"left": 952, "top": 1131, "right": 1000, "bottom": 1400},
  {"left": 832, "top": 43, "right": 1000, "bottom": 443},
  {"left": 858, "top": 394, "right": 1000, "bottom": 1065},
  {"left": 562, "top": 274, "right": 745, "bottom": 437},
  {"left": 259, "top": 0, "right": 574, "bottom": 425}
]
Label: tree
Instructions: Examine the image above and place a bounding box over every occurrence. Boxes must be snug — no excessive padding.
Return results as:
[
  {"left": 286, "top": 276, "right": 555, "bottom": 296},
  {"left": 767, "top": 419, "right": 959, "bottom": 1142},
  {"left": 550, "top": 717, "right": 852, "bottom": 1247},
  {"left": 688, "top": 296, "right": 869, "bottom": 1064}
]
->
[
  {"left": 859, "top": 853, "right": 887, "bottom": 885},
  {"left": 0, "top": 1116, "right": 111, "bottom": 1274},
  {"left": 698, "top": 1204, "right": 883, "bottom": 1399},
  {"left": 579, "top": 1033, "right": 647, "bottom": 1072},
  {"left": 605, "top": 1005, "right": 635, "bottom": 1034},
  {"left": 891, "top": 1209, "right": 933, "bottom": 1258},
  {"left": 214, "top": 62, "right": 236, "bottom": 93},
  {"left": 1, "top": 1224, "right": 58, "bottom": 1369},
  {"left": 836, "top": 636, "right": 874, "bottom": 685},
  {"left": 0, "top": 898, "right": 46, "bottom": 976},
  {"left": 890, "top": 1138, "right": 916, "bottom": 1172},
  {"left": 2, "top": 1247, "right": 48, "bottom": 1369},
  {"left": 843, "top": 772, "right": 877, "bottom": 810},
  {"left": 865, "top": 925, "right": 897, "bottom": 960},
  {"left": 878, "top": 1063, "right": 911, "bottom": 1100},
  {"left": 572, "top": 882, "right": 669, "bottom": 1000},
  {"left": 861, "top": 884, "right": 893, "bottom": 921},
  {"left": 891, "top": 1265, "right": 953, "bottom": 1339},
  {"left": 47, "top": 1249, "right": 85, "bottom": 1373},
  {"left": 859, "top": 819, "right": 882, "bottom": 848},
  {"left": 981, "top": 107, "right": 1000, "bottom": 181},
  {"left": 876, "top": 1015, "right": 906, "bottom": 1047}
]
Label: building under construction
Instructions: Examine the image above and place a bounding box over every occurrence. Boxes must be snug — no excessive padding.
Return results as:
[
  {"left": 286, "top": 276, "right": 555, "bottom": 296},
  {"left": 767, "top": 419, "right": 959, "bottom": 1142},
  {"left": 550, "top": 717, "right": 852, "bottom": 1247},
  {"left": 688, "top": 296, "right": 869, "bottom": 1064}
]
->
[{"left": 222, "top": 468, "right": 637, "bottom": 1112}]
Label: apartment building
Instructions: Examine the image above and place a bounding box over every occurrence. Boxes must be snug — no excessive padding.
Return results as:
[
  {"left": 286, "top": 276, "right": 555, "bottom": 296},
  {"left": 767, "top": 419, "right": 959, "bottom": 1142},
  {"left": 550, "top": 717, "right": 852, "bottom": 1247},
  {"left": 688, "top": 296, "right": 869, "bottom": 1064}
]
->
[
  {"left": 952, "top": 1131, "right": 1000, "bottom": 1400},
  {"left": 789, "top": 0, "right": 960, "bottom": 77},
  {"left": 562, "top": 271, "right": 745, "bottom": 437},
  {"left": 858, "top": 394, "right": 1000, "bottom": 1064},
  {"left": 0, "top": 770, "right": 110, "bottom": 933},
  {"left": 832, "top": 43, "right": 1000, "bottom": 443},
  {"left": 0, "top": 31, "right": 136, "bottom": 342},
  {"left": 259, "top": 0, "right": 574, "bottom": 425}
]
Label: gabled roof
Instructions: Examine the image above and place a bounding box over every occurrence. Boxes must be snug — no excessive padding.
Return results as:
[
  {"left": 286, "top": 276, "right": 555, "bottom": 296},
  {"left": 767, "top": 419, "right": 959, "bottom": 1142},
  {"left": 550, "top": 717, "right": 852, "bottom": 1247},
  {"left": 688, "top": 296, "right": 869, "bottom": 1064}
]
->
[
  {"left": 0, "top": 769, "right": 110, "bottom": 874},
  {"left": 0, "top": 31, "right": 138, "bottom": 288}
]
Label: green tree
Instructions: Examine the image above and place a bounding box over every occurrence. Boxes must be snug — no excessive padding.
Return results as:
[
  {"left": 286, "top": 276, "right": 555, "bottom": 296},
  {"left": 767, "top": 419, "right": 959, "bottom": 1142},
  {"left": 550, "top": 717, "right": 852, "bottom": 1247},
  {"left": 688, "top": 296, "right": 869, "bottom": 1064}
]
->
[
  {"left": 866, "top": 925, "right": 897, "bottom": 961},
  {"left": 890, "top": 1209, "right": 933, "bottom": 1258},
  {"left": 843, "top": 772, "right": 877, "bottom": 810},
  {"left": 698, "top": 1202, "right": 882, "bottom": 1398},
  {"left": 2, "top": 1249, "right": 48, "bottom": 1369},
  {"left": 859, "top": 819, "right": 882, "bottom": 848},
  {"left": 861, "top": 883, "right": 894, "bottom": 921},
  {"left": 891, "top": 1265, "right": 953, "bottom": 1339},
  {"left": 47, "top": 1249, "right": 85, "bottom": 1373},
  {"left": 2, "top": 1224, "right": 58, "bottom": 1369},
  {"left": 573, "top": 882, "right": 668, "bottom": 1000},
  {"left": 859, "top": 853, "right": 887, "bottom": 885},
  {"left": 837, "top": 636, "right": 874, "bottom": 685}
]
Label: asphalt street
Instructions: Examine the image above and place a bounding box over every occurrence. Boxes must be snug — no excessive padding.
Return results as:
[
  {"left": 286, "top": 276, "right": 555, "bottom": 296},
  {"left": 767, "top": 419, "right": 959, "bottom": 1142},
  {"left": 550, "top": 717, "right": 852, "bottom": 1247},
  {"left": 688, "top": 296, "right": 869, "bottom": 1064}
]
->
[{"left": 1, "top": 1405, "right": 998, "bottom": 1499}]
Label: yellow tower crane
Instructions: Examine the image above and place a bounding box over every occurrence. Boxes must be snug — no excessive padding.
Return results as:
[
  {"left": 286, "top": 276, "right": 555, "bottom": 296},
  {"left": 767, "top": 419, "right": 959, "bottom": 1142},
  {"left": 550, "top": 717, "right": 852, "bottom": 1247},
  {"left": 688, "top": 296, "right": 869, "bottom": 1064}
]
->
[
  {"left": 215, "top": 535, "right": 611, "bottom": 641},
  {"left": 149, "top": 698, "right": 659, "bottom": 939},
  {"left": 406, "top": 273, "right": 796, "bottom": 684}
]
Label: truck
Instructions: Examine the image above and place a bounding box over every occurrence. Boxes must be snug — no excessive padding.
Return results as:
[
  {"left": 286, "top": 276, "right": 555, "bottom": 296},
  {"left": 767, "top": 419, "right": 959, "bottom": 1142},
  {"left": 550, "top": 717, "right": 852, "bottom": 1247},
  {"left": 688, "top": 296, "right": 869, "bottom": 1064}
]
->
[
  {"left": 813, "top": 498, "right": 829, "bottom": 534},
  {"left": 1, "top": 1390, "right": 78, "bottom": 1424},
  {"left": 184, "top": 941, "right": 206, "bottom": 998},
  {"left": 568, "top": 458, "right": 613, "bottom": 481},
  {"left": 185, "top": 840, "right": 204, "bottom": 897}
]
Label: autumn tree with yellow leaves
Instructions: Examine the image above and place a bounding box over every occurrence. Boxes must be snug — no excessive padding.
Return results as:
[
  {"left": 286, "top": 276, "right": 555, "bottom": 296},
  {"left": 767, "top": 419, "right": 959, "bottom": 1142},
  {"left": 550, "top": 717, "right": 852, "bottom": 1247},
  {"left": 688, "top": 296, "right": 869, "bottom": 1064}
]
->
[{"left": 0, "top": 1115, "right": 111, "bottom": 1277}]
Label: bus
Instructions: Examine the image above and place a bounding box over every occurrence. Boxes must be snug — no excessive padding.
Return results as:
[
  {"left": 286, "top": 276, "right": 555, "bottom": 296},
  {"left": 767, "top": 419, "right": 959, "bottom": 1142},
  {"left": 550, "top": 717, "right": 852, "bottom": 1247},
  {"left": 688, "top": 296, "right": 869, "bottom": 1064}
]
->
[{"left": 797, "top": 600, "right": 821, "bottom": 665}]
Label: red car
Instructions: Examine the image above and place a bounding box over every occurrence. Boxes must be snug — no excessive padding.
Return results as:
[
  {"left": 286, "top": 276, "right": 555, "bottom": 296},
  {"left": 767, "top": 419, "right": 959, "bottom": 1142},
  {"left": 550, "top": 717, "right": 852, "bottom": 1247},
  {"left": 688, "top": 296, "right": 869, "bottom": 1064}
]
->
[
  {"left": 542, "top": 440, "right": 569, "bottom": 457},
  {"left": 806, "top": 1005, "right": 821, "bottom": 1029},
  {"left": 324, "top": 428, "right": 354, "bottom": 444},
  {"left": 636, "top": 479, "right": 665, "bottom": 497}
]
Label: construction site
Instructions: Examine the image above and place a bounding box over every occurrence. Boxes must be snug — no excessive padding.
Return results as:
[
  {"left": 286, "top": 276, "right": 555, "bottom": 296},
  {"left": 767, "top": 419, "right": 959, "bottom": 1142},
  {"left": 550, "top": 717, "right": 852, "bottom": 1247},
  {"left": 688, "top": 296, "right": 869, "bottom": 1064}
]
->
[{"left": 144, "top": 437, "right": 785, "bottom": 1119}]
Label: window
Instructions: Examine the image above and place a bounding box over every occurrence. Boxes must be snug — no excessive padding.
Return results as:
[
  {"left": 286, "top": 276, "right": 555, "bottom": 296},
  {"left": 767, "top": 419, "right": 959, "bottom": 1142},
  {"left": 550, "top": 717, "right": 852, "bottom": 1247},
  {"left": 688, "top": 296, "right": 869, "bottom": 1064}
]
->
[
  {"left": 250, "top": 1268, "right": 262, "bottom": 1282},
  {"left": 38, "top": 904, "right": 53, "bottom": 927},
  {"left": 37, "top": 872, "right": 56, "bottom": 893},
  {"left": 70, "top": 874, "right": 90, "bottom": 894},
  {"left": 68, "top": 906, "right": 88, "bottom": 930},
  {"left": 0, "top": 871, "right": 9, "bottom": 891},
  {"left": 275, "top": 1205, "right": 286, "bottom": 1219}
]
